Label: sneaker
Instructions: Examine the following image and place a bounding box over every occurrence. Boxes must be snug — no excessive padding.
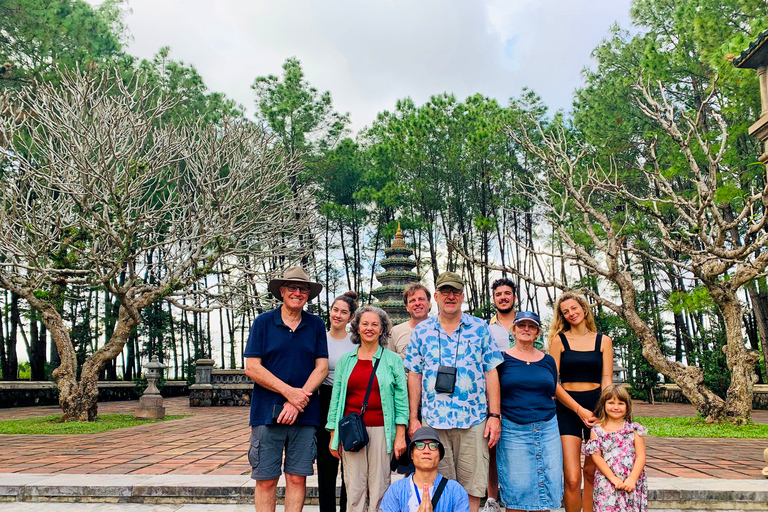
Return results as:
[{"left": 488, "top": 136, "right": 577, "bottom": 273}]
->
[{"left": 482, "top": 498, "right": 501, "bottom": 512}]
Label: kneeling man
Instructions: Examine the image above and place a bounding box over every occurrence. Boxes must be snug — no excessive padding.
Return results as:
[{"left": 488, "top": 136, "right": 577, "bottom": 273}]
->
[{"left": 380, "top": 426, "right": 469, "bottom": 512}]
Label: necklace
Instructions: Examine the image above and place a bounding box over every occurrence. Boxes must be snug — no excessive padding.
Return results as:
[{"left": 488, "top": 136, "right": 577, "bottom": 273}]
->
[{"left": 512, "top": 346, "right": 536, "bottom": 365}]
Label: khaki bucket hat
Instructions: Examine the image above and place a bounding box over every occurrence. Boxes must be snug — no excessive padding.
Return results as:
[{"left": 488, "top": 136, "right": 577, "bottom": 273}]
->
[{"left": 268, "top": 266, "right": 323, "bottom": 301}]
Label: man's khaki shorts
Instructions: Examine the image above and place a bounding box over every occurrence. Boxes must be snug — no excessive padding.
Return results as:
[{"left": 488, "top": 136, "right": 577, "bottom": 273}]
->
[{"left": 433, "top": 420, "right": 489, "bottom": 498}]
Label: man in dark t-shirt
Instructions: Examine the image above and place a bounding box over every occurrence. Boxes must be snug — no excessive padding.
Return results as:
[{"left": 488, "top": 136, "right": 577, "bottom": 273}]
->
[{"left": 244, "top": 266, "right": 329, "bottom": 512}]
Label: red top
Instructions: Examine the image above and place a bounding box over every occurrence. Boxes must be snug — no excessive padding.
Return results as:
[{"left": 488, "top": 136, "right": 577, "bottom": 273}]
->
[{"left": 343, "top": 359, "right": 384, "bottom": 426}]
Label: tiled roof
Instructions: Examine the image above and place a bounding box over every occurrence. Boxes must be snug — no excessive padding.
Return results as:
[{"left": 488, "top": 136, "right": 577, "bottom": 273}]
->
[{"left": 733, "top": 28, "right": 768, "bottom": 69}]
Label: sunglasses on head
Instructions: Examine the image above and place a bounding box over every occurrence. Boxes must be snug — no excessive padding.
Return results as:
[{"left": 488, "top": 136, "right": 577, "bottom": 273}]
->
[{"left": 413, "top": 441, "right": 440, "bottom": 451}]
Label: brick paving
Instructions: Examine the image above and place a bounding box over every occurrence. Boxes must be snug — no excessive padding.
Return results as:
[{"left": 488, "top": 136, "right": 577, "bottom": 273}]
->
[{"left": 0, "top": 398, "right": 766, "bottom": 479}]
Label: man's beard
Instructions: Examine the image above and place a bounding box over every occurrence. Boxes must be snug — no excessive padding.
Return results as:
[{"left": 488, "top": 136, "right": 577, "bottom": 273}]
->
[{"left": 495, "top": 304, "right": 514, "bottom": 315}]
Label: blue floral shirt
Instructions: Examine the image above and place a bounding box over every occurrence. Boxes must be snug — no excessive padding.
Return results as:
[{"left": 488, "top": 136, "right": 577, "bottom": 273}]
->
[{"left": 405, "top": 313, "right": 503, "bottom": 429}]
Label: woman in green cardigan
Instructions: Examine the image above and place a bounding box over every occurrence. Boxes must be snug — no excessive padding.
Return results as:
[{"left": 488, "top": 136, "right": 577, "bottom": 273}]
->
[{"left": 327, "top": 305, "right": 409, "bottom": 512}]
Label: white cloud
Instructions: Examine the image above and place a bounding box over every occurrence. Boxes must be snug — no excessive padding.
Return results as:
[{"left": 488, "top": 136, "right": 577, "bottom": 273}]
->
[{"left": 113, "top": 0, "right": 632, "bottom": 131}]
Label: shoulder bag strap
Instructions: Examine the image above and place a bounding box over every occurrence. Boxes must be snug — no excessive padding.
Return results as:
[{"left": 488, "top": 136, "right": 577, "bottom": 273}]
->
[
  {"left": 558, "top": 332, "right": 571, "bottom": 351},
  {"left": 359, "top": 355, "right": 381, "bottom": 417},
  {"left": 431, "top": 476, "right": 449, "bottom": 509}
]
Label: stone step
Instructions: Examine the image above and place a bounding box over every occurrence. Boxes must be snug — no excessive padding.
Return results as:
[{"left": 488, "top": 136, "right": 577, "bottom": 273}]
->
[
  {"left": 1, "top": 474, "right": 766, "bottom": 510},
  {"left": 0, "top": 505, "right": 744, "bottom": 512}
]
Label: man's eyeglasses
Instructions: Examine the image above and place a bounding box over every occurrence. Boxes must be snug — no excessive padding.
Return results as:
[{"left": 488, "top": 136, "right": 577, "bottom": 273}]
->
[
  {"left": 438, "top": 288, "right": 462, "bottom": 297},
  {"left": 285, "top": 284, "right": 310, "bottom": 295},
  {"left": 413, "top": 441, "right": 440, "bottom": 451}
]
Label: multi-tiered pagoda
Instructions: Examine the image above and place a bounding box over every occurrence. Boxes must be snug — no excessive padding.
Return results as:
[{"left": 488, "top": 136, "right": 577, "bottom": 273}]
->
[{"left": 371, "top": 224, "right": 421, "bottom": 325}]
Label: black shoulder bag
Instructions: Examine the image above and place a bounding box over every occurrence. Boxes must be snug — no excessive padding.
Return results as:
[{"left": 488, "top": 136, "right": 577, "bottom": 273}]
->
[
  {"left": 431, "top": 476, "right": 448, "bottom": 509},
  {"left": 337, "top": 356, "right": 381, "bottom": 452}
]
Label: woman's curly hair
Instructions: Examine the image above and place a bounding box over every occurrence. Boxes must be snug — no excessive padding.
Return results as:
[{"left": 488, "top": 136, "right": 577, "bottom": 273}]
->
[{"left": 349, "top": 306, "right": 392, "bottom": 347}]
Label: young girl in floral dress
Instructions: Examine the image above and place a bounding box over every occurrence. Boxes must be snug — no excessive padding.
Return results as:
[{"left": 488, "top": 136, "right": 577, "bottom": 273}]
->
[{"left": 583, "top": 384, "right": 647, "bottom": 512}]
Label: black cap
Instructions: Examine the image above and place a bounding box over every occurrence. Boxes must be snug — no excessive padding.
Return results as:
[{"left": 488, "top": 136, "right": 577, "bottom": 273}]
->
[{"left": 408, "top": 426, "right": 445, "bottom": 460}]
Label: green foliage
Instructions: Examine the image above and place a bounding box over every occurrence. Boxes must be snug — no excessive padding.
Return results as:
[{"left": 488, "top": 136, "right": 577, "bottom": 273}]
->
[
  {"left": 0, "top": 414, "right": 186, "bottom": 434},
  {"left": 597, "top": 310, "right": 661, "bottom": 401},
  {"left": 253, "top": 57, "right": 349, "bottom": 156},
  {"left": 17, "top": 361, "right": 30, "bottom": 379},
  {"left": 0, "top": 0, "right": 127, "bottom": 87},
  {"left": 667, "top": 287, "right": 715, "bottom": 315},
  {"left": 636, "top": 416, "right": 768, "bottom": 437},
  {"left": 138, "top": 46, "right": 244, "bottom": 124},
  {"left": 700, "top": 329, "right": 731, "bottom": 398}
]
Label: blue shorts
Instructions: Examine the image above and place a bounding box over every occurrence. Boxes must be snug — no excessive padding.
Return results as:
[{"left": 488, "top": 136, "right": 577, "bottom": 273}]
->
[
  {"left": 497, "top": 415, "right": 563, "bottom": 511},
  {"left": 248, "top": 424, "right": 317, "bottom": 480}
]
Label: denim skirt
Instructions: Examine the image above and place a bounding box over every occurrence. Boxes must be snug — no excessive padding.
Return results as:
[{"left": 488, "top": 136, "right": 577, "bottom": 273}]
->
[{"left": 497, "top": 415, "right": 563, "bottom": 511}]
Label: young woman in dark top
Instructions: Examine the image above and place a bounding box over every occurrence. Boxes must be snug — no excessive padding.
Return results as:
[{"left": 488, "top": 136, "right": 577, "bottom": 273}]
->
[
  {"left": 496, "top": 311, "right": 563, "bottom": 512},
  {"left": 548, "top": 292, "right": 613, "bottom": 512}
]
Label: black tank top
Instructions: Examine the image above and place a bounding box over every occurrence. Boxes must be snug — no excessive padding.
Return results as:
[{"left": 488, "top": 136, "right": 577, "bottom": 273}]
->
[{"left": 558, "top": 332, "right": 603, "bottom": 384}]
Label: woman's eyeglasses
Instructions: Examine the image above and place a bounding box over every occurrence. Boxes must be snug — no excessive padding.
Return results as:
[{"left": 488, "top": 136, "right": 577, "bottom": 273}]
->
[{"left": 413, "top": 441, "right": 440, "bottom": 451}]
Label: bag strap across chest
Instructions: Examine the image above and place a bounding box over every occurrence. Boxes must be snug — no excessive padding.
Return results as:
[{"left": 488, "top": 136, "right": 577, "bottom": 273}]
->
[{"left": 359, "top": 356, "right": 381, "bottom": 417}]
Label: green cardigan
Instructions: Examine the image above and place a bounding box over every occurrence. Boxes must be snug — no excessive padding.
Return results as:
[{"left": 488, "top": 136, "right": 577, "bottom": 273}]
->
[{"left": 326, "top": 345, "right": 409, "bottom": 453}]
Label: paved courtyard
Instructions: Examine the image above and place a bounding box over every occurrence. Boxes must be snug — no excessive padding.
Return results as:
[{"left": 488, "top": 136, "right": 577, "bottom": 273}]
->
[{"left": 0, "top": 398, "right": 766, "bottom": 479}]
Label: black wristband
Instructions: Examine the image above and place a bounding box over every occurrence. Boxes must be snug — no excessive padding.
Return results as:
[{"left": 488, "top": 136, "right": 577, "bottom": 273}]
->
[{"left": 488, "top": 413, "right": 501, "bottom": 419}]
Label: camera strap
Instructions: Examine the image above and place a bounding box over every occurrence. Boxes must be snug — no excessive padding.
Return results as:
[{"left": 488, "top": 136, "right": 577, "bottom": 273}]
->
[{"left": 438, "top": 325, "right": 463, "bottom": 367}]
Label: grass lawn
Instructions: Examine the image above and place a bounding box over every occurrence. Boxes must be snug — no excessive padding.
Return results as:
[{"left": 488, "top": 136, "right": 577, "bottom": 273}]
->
[
  {"left": 0, "top": 414, "right": 187, "bottom": 434},
  {"left": 636, "top": 416, "right": 768, "bottom": 438}
]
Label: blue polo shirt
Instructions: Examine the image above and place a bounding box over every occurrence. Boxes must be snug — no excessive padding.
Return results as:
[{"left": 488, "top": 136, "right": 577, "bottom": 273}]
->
[{"left": 244, "top": 307, "right": 328, "bottom": 427}]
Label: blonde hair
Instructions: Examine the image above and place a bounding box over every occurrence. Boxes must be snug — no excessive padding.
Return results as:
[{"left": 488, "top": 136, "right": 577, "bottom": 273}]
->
[
  {"left": 595, "top": 384, "right": 633, "bottom": 424},
  {"left": 547, "top": 292, "right": 598, "bottom": 345}
]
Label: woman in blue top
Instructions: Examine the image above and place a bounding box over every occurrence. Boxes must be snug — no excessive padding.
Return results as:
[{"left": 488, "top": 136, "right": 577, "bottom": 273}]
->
[{"left": 496, "top": 312, "right": 563, "bottom": 512}]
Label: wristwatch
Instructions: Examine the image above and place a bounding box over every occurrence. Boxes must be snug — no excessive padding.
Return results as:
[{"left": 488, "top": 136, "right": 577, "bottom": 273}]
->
[{"left": 488, "top": 413, "right": 501, "bottom": 419}]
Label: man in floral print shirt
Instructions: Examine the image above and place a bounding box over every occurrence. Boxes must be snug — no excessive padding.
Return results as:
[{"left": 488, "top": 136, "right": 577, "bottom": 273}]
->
[{"left": 405, "top": 271, "right": 503, "bottom": 512}]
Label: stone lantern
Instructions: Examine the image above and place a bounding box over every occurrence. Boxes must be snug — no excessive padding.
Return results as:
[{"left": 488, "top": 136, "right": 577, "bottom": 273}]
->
[
  {"left": 733, "top": 27, "right": 768, "bottom": 479},
  {"left": 135, "top": 355, "right": 166, "bottom": 420}
]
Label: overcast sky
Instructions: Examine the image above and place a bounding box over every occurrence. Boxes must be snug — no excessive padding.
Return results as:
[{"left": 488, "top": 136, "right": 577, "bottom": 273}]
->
[{"left": 114, "top": 0, "right": 633, "bottom": 133}]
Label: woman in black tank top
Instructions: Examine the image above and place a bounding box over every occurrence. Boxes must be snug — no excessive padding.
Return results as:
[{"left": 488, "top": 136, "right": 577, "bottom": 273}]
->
[{"left": 547, "top": 292, "right": 614, "bottom": 512}]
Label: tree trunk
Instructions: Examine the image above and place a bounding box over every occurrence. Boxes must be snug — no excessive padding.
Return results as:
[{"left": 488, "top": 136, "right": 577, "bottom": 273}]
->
[
  {"left": 7, "top": 292, "right": 20, "bottom": 380},
  {"left": 25, "top": 296, "right": 81, "bottom": 420},
  {"left": 747, "top": 279, "right": 768, "bottom": 382},
  {"left": 717, "top": 293, "right": 760, "bottom": 423},
  {"left": 28, "top": 309, "right": 46, "bottom": 380},
  {"left": 68, "top": 303, "right": 141, "bottom": 421},
  {"left": 0, "top": 293, "right": 6, "bottom": 379},
  {"left": 611, "top": 269, "right": 727, "bottom": 421}
]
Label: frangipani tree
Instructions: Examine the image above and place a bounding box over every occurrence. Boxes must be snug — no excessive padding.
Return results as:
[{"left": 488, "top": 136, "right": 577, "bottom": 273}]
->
[
  {"left": 504, "top": 78, "right": 765, "bottom": 422},
  {"left": 0, "top": 68, "right": 313, "bottom": 421}
]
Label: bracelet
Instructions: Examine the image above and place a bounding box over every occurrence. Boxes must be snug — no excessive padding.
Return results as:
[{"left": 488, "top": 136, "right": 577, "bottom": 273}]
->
[{"left": 488, "top": 413, "right": 501, "bottom": 419}]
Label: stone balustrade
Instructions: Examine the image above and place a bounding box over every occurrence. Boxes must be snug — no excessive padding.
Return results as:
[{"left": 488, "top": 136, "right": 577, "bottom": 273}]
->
[
  {"left": 0, "top": 380, "right": 188, "bottom": 408},
  {"left": 655, "top": 383, "right": 768, "bottom": 410},
  {"left": 187, "top": 359, "right": 768, "bottom": 410},
  {"left": 189, "top": 360, "right": 253, "bottom": 407}
]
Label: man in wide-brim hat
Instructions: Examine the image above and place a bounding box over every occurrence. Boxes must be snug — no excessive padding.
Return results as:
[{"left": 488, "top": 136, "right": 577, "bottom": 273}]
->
[{"left": 244, "top": 266, "right": 329, "bottom": 512}]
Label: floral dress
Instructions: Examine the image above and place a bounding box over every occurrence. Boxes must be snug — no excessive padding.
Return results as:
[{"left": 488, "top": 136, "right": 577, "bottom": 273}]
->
[{"left": 583, "top": 421, "right": 648, "bottom": 512}]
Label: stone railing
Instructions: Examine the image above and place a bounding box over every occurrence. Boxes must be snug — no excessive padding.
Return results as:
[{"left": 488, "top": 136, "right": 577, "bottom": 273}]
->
[
  {"left": 189, "top": 359, "right": 253, "bottom": 407},
  {"left": 0, "top": 380, "right": 188, "bottom": 408},
  {"left": 654, "top": 383, "right": 768, "bottom": 410}
]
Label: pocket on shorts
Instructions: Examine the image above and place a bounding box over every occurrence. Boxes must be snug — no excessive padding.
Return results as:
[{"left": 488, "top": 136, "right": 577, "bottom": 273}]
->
[
  {"left": 310, "top": 431, "right": 318, "bottom": 461},
  {"left": 248, "top": 438, "right": 260, "bottom": 469}
]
